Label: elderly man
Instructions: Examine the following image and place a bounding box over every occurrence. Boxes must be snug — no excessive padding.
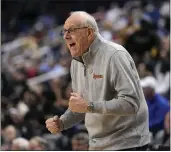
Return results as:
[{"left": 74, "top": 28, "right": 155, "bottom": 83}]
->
[
  {"left": 71, "top": 132, "right": 89, "bottom": 151},
  {"left": 46, "top": 11, "right": 150, "bottom": 150},
  {"left": 1, "top": 125, "right": 17, "bottom": 150},
  {"left": 140, "top": 76, "right": 170, "bottom": 136},
  {"left": 29, "top": 136, "right": 48, "bottom": 150},
  {"left": 11, "top": 137, "right": 29, "bottom": 151}
]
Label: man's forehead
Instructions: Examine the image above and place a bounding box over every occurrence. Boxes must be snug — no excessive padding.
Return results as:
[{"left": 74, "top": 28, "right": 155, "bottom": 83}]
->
[{"left": 64, "top": 15, "right": 84, "bottom": 28}]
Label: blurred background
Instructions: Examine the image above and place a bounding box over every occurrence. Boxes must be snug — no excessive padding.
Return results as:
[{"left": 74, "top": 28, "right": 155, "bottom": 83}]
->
[{"left": 1, "top": 0, "right": 170, "bottom": 151}]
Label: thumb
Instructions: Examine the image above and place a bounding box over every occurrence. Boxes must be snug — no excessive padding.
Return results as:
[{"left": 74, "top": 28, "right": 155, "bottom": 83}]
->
[
  {"left": 71, "top": 92, "right": 78, "bottom": 97},
  {"left": 53, "top": 115, "right": 59, "bottom": 121}
]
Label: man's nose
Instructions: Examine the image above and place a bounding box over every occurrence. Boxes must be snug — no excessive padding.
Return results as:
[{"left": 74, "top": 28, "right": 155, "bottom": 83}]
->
[{"left": 63, "top": 32, "right": 71, "bottom": 40}]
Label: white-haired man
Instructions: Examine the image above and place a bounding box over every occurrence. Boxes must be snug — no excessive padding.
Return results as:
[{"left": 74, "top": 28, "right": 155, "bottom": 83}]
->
[
  {"left": 11, "top": 137, "right": 29, "bottom": 150},
  {"left": 46, "top": 11, "right": 151, "bottom": 150},
  {"left": 29, "top": 136, "right": 48, "bottom": 150},
  {"left": 1, "top": 125, "right": 17, "bottom": 150}
]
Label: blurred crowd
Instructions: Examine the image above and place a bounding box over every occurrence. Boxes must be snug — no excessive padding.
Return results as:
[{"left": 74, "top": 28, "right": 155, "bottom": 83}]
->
[{"left": 1, "top": 0, "right": 170, "bottom": 151}]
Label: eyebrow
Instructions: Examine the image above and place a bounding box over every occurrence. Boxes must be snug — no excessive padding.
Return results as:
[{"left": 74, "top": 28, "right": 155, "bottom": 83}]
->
[{"left": 64, "top": 24, "right": 83, "bottom": 29}]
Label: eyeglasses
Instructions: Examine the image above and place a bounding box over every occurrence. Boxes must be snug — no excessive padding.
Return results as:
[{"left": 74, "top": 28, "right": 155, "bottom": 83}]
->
[{"left": 60, "top": 26, "right": 89, "bottom": 36}]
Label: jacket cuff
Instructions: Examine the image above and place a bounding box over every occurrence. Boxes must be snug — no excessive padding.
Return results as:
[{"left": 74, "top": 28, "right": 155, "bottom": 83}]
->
[
  {"left": 91, "top": 101, "right": 104, "bottom": 113},
  {"left": 59, "top": 119, "right": 64, "bottom": 131}
]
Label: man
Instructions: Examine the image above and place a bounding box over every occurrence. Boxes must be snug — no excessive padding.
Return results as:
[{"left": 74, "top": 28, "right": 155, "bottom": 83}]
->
[
  {"left": 29, "top": 136, "right": 48, "bottom": 150},
  {"left": 11, "top": 137, "right": 30, "bottom": 151},
  {"left": 46, "top": 11, "right": 151, "bottom": 150},
  {"left": 71, "top": 132, "right": 89, "bottom": 150},
  {"left": 140, "top": 76, "right": 170, "bottom": 136},
  {"left": 1, "top": 125, "right": 17, "bottom": 150}
]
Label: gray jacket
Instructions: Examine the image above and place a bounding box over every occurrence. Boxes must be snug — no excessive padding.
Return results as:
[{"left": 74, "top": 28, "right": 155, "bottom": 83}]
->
[{"left": 60, "top": 34, "right": 151, "bottom": 150}]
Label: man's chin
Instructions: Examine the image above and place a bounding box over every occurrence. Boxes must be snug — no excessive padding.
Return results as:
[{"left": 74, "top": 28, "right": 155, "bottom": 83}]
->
[
  {"left": 70, "top": 51, "right": 80, "bottom": 57},
  {"left": 71, "top": 54, "right": 79, "bottom": 58}
]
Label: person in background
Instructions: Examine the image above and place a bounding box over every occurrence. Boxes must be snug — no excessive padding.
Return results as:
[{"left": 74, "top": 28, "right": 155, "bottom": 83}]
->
[
  {"left": 71, "top": 132, "right": 89, "bottom": 151},
  {"left": 125, "top": 16, "right": 160, "bottom": 59},
  {"left": 137, "top": 62, "right": 152, "bottom": 79},
  {"left": 29, "top": 136, "right": 48, "bottom": 150},
  {"left": 163, "top": 111, "right": 170, "bottom": 146},
  {"left": 11, "top": 137, "right": 30, "bottom": 151},
  {"left": 1, "top": 125, "right": 17, "bottom": 150},
  {"left": 140, "top": 76, "right": 170, "bottom": 136},
  {"left": 155, "top": 46, "right": 170, "bottom": 99}
]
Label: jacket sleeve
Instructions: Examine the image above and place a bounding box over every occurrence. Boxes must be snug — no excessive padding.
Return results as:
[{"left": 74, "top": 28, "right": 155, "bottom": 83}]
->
[
  {"left": 92, "top": 50, "right": 143, "bottom": 115},
  {"left": 60, "top": 60, "right": 85, "bottom": 130}
]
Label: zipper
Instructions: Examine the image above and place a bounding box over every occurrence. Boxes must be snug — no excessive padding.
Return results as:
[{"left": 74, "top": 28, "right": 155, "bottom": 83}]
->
[
  {"left": 83, "top": 63, "right": 86, "bottom": 76},
  {"left": 82, "top": 57, "right": 86, "bottom": 77},
  {"left": 73, "top": 57, "right": 86, "bottom": 77}
]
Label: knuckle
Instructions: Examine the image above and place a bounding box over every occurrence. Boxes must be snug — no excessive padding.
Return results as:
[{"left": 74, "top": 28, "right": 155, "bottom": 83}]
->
[
  {"left": 46, "top": 118, "right": 53, "bottom": 123},
  {"left": 54, "top": 122, "right": 59, "bottom": 126}
]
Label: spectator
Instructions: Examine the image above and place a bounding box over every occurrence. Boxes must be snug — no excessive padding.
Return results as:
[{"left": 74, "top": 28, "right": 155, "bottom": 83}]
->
[
  {"left": 1, "top": 125, "right": 17, "bottom": 150},
  {"left": 163, "top": 111, "right": 170, "bottom": 146},
  {"left": 155, "top": 42, "right": 170, "bottom": 98},
  {"left": 71, "top": 132, "right": 89, "bottom": 151},
  {"left": 105, "top": 3, "right": 122, "bottom": 25},
  {"left": 8, "top": 106, "right": 34, "bottom": 139},
  {"left": 140, "top": 76, "right": 170, "bottom": 136},
  {"left": 11, "top": 137, "right": 29, "bottom": 150},
  {"left": 125, "top": 15, "right": 160, "bottom": 58},
  {"left": 137, "top": 62, "right": 153, "bottom": 79},
  {"left": 29, "top": 136, "right": 48, "bottom": 150}
]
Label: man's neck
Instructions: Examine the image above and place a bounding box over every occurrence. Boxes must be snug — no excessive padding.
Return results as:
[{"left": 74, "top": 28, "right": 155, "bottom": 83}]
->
[
  {"left": 83, "top": 35, "right": 96, "bottom": 55},
  {"left": 73, "top": 34, "right": 99, "bottom": 63}
]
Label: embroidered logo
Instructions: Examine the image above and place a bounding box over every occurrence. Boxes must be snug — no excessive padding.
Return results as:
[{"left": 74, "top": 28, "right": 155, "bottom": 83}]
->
[{"left": 93, "top": 74, "right": 103, "bottom": 79}]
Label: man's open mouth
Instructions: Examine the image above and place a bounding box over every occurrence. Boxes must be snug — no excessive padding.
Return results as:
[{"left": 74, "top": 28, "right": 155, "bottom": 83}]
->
[{"left": 69, "top": 43, "right": 76, "bottom": 47}]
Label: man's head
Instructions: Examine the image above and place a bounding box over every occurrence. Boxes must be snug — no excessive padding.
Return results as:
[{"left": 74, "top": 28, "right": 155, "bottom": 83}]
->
[
  {"left": 71, "top": 132, "right": 89, "bottom": 151},
  {"left": 3, "top": 125, "right": 17, "bottom": 143},
  {"left": 29, "top": 136, "right": 48, "bottom": 150},
  {"left": 11, "top": 137, "right": 29, "bottom": 150},
  {"left": 140, "top": 76, "right": 157, "bottom": 100},
  {"left": 63, "top": 11, "right": 99, "bottom": 57}
]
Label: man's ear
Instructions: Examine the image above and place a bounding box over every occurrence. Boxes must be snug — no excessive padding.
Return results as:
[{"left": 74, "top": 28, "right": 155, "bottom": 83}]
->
[{"left": 87, "top": 28, "right": 94, "bottom": 38}]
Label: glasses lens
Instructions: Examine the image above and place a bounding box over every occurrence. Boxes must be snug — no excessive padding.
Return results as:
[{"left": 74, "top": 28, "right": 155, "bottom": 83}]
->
[{"left": 60, "top": 29, "right": 63, "bottom": 35}]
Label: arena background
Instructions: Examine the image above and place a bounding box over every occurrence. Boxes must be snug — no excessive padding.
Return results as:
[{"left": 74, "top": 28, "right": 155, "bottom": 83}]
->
[{"left": 1, "top": 0, "right": 170, "bottom": 150}]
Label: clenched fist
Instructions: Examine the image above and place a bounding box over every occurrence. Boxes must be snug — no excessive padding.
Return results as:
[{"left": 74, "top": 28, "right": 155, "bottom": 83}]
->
[
  {"left": 69, "top": 92, "right": 88, "bottom": 113},
  {"left": 45, "top": 116, "right": 63, "bottom": 134}
]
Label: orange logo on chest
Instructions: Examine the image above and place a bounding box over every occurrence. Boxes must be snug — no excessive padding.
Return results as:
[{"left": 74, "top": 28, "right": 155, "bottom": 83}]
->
[{"left": 93, "top": 74, "right": 103, "bottom": 79}]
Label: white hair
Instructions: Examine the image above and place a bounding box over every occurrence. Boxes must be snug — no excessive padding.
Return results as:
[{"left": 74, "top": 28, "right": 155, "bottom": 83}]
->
[
  {"left": 72, "top": 132, "right": 89, "bottom": 144},
  {"left": 12, "top": 137, "right": 29, "bottom": 150},
  {"left": 70, "top": 11, "right": 99, "bottom": 33},
  {"left": 5, "top": 125, "right": 16, "bottom": 133}
]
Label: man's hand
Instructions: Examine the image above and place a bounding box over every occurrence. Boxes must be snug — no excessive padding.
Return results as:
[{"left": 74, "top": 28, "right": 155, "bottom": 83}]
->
[
  {"left": 69, "top": 92, "right": 88, "bottom": 113},
  {"left": 45, "top": 116, "right": 63, "bottom": 134}
]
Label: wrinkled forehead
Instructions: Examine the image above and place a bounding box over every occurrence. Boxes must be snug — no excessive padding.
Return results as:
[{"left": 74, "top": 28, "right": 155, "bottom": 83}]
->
[
  {"left": 64, "top": 15, "right": 85, "bottom": 29},
  {"left": 5, "top": 127, "right": 16, "bottom": 133}
]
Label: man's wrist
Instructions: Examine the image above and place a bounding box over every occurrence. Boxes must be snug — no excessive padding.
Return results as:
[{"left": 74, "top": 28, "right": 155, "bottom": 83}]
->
[{"left": 59, "top": 119, "right": 64, "bottom": 131}]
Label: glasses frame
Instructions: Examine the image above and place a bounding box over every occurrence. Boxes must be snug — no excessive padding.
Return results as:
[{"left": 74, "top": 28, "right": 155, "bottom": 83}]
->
[{"left": 61, "top": 26, "right": 89, "bottom": 36}]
